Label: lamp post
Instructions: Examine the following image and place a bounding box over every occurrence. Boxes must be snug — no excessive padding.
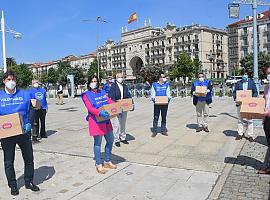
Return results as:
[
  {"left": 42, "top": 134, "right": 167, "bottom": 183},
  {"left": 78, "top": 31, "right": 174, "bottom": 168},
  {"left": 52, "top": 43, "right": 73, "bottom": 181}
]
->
[
  {"left": 229, "top": 0, "right": 270, "bottom": 95},
  {"left": 0, "top": 10, "right": 22, "bottom": 72},
  {"left": 82, "top": 16, "right": 107, "bottom": 80}
]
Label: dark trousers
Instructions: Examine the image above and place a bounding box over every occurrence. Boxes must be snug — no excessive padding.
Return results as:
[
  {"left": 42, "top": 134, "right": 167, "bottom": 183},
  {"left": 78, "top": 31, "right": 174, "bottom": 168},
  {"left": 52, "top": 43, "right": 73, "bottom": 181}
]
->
[
  {"left": 33, "top": 109, "right": 47, "bottom": 138},
  {"left": 1, "top": 134, "right": 34, "bottom": 188},
  {"left": 263, "top": 116, "right": 270, "bottom": 147},
  {"left": 153, "top": 105, "right": 168, "bottom": 130}
]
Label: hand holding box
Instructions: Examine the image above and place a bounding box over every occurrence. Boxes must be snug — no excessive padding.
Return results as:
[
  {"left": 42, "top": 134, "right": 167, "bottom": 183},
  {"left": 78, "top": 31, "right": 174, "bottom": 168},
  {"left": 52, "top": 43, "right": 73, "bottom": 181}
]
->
[{"left": 195, "top": 86, "right": 207, "bottom": 97}]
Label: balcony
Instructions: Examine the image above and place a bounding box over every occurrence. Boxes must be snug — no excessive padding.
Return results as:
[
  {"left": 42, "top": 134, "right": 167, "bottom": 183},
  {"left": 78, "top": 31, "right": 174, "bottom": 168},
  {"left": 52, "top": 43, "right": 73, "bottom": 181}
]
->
[
  {"left": 193, "top": 39, "right": 199, "bottom": 43},
  {"left": 264, "top": 41, "right": 270, "bottom": 48},
  {"left": 240, "top": 32, "right": 249, "bottom": 39},
  {"left": 216, "top": 40, "right": 222, "bottom": 45}
]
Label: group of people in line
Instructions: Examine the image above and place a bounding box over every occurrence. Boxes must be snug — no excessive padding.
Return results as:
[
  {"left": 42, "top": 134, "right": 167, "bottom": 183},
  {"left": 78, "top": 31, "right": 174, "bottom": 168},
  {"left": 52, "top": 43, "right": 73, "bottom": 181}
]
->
[{"left": 2, "top": 65, "right": 270, "bottom": 196}]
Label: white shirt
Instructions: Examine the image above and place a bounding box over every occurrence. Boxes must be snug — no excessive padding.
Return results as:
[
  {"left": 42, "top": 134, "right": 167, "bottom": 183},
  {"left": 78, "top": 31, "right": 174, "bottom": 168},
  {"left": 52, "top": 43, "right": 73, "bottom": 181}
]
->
[
  {"left": 117, "top": 82, "right": 124, "bottom": 99},
  {"left": 266, "top": 84, "right": 270, "bottom": 110}
]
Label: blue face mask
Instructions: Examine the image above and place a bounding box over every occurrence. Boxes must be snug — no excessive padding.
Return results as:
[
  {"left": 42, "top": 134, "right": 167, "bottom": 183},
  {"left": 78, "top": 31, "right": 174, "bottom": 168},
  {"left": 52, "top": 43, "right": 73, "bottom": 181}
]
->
[{"left": 242, "top": 75, "right": 248, "bottom": 82}]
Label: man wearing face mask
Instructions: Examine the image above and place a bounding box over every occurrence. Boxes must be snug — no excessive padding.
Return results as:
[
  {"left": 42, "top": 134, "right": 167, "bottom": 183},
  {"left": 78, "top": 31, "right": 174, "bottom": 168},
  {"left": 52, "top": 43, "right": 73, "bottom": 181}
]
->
[
  {"left": 109, "top": 73, "right": 133, "bottom": 147},
  {"left": 233, "top": 68, "right": 258, "bottom": 142},
  {"left": 0, "top": 71, "right": 40, "bottom": 196},
  {"left": 103, "top": 77, "right": 113, "bottom": 94},
  {"left": 191, "top": 72, "right": 213, "bottom": 132},
  {"left": 151, "top": 72, "right": 172, "bottom": 137},
  {"left": 29, "top": 80, "right": 48, "bottom": 140}
]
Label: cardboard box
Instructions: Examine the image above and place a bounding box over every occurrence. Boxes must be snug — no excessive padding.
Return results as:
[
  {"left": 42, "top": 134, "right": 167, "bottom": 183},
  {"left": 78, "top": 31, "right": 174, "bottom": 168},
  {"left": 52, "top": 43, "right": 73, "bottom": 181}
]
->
[
  {"left": 195, "top": 86, "right": 207, "bottom": 97},
  {"left": 31, "top": 99, "right": 41, "bottom": 109},
  {"left": 155, "top": 96, "right": 168, "bottom": 105},
  {"left": 0, "top": 113, "right": 23, "bottom": 139},
  {"left": 119, "top": 98, "right": 133, "bottom": 112},
  {"left": 96, "top": 102, "right": 122, "bottom": 122},
  {"left": 236, "top": 90, "right": 252, "bottom": 103},
  {"left": 240, "top": 97, "right": 265, "bottom": 119}
]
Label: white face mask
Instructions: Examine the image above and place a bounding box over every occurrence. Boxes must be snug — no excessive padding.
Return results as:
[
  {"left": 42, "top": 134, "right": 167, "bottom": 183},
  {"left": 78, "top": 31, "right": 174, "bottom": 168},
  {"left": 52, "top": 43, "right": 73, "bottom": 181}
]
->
[
  {"left": 199, "top": 77, "right": 204, "bottom": 82},
  {"left": 5, "top": 80, "right": 16, "bottom": 90},
  {"left": 90, "top": 82, "right": 97, "bottom": 89},
  {"left": 163, "top": 78, "right": 167, "bottom": 82},
  {"left": 33, "top": 83, "right": 39, "bottom": 88},
  {"left": 117, "top": 78, "right": 124, "bottom": 83},
  {"left": 267, "top": 75, "right": 270, "bottom": 81}
]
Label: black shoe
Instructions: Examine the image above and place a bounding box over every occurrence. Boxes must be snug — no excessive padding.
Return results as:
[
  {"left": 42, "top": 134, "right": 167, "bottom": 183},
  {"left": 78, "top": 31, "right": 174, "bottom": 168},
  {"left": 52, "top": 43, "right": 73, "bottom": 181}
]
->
[
  {"left": 247, "top": 137, "right": 254, "bottom": 142},
  {"left": 120, "top": 140, "right": 129, "bottom": 144},
  {"left": 25, "top": 183, "right": 40, "bottom": 192},
  {"left": 10, "top": 186, "right": 19, "bottom": 196},
  {"left": 115, "top": 142, "right": 121, "bottom": 147},
  {"left": 41, "top": 135, "right": 48, "bottom": 138},
  {"left": 235, "top": 135, "right": 243, "bottom": 140},
  {"left": 161, "top": 128, "right": 168, "bottom": 133},
  {"left": 203, "top": 127, "right": 210, "bottom": 133},
  {"left": 162, "top": 132, "right": 169, "bottom": 136},
  {"left": 196, "top": 127, "right": 203, "bottom": 132}
]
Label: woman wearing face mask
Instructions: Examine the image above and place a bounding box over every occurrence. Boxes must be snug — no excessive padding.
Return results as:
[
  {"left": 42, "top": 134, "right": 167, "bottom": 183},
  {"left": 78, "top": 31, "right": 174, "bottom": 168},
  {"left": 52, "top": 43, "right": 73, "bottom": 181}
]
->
[
  {"left": 81, "top": 75, "right": 117, "bottom": 174},
  {"left": 151, "top": 72, "right": 172, "bottom": 137},
  {"left": 29, "top": 80, "right": 48, "bottom": 141},
  {"left": 191, "top": 72, "right": 213, "bottom": 132},
  {"left": 0, "top": 71, "right": 40, "bottom": 196},
  {"left": 233, "top": 68, "right": 258, "bottom": 142},
  {"left": 108, "top": 73, "right": 133, "bottom": 147}
]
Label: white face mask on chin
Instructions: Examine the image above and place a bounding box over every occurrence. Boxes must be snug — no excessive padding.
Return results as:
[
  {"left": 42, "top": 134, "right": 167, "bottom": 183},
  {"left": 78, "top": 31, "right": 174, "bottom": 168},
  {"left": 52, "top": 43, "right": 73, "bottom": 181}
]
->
[
  {"left": 5, "top": 80, "right": 16, "bottom": 90},
  {"left": 90, "top": 82, "right": 97, "bottom": 89},
  {"left": 117, "top": 78, "right": 124, "bottom": 83}
]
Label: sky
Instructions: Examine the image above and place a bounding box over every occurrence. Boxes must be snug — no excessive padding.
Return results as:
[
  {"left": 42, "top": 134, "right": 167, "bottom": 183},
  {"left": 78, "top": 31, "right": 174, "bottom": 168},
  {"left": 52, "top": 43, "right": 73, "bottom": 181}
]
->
[{"left": 0, "top": 0, "right": 268, "bottom": 65}]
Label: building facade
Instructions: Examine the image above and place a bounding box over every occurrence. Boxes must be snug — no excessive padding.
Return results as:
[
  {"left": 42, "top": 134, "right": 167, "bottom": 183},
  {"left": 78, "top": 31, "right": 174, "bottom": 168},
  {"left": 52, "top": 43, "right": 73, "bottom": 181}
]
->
[
  {"left": 228, "top": 10, "right": 270, "bottom": 75},
  {"left": 30, "top": 53, "right": 96, "bottom": 80},
  {"left": 98, "top": 23, "right": 228, "bottom": 80}
]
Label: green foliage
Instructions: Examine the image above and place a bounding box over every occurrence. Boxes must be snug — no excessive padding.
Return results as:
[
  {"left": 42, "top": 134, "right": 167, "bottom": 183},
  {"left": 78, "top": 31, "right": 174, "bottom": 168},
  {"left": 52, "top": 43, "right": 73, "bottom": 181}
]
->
[
  {"left": 193, "top": 57, "right": 202, "bottom": 76},
  {"left": 240, "top": 52, "right": 270, "bottom": 79},
  {"left": 11, "top": 64, "right": 33, "bottom": 88},
  {"left": 170, "top": 53, "right": 194, "bottom": 83},
  {"left": 139, "top": 65, "right": 163, "bottom": 84},
  {"left": 67, "top": 66, "right": 86, "bottom": 86},
  {"left": 47, "top": 68, "right": 58, "bottom": 84},
  {"left": 6, "top": 57, "right": 17, "bottom": 67},
  {"left": 87, "top": 59, "right": 105, "bottom": 80}
]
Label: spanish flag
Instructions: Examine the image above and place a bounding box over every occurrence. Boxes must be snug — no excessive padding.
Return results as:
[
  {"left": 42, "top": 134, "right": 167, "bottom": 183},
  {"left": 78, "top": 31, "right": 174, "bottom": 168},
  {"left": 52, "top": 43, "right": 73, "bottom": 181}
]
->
[{"left": 128, "top": 12, "right": 137, "bottom": 24}]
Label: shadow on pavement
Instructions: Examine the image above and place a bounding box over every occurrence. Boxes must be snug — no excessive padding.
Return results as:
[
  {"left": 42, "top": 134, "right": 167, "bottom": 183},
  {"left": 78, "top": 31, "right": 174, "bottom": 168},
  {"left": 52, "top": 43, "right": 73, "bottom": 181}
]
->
[
  {"left": 58, "top": 107, "right": 78, "bottom": 112},
  {"left": 254, "top": 136, "right": 268, "bottom": 147},
  {"left": 17, "top": 166, "right": 55, "bottom": 189},
  {"left": 223, "top": 130, "right": 238, "bottom": 138},
  {"left": 224, "top": 155, "right": 265, "bottom": 170},
  {"left": 126, "top": 134, "right": 135, "bottom": 142},
  {"left": 219, "top": 112, "right": 238, "bottom": 120},
  {"left": 100, "top": 153, "right": 126, "bottom": 165},
  {"left": 186, "top": 124, "right": 197, "bottom": 130},
  {"left": 46, "top": 130, "right": 58, "bottom": 137}
]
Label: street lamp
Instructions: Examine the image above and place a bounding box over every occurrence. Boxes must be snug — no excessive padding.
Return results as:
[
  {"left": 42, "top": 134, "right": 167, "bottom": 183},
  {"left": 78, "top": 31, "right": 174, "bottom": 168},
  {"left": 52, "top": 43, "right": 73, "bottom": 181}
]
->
[
  {"left": 229, "top": 0, "right": 270, "bottom": 95},
  {"left": 1, "top": 10, "right": 22, "bottom": 72},
  {"left": 82, "top": 16, "right": 108, "bottom": 80}
]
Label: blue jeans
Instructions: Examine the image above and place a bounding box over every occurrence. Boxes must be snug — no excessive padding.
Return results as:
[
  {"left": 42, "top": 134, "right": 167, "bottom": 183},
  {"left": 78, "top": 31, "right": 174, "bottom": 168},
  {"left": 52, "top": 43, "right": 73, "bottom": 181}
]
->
[
  {"left": 153, "top": 105, "right": 168, "bottom": 131},
  {"left": 93, "top": 131, "right": 114, "bottom": 166}
]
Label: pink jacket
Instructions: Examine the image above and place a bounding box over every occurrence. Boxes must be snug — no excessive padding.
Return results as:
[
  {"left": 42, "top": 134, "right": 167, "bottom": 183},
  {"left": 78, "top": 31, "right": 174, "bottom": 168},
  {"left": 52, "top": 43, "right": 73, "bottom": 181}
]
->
[{"left": 82, "top": 91, "right": 113, "bottom": 137}]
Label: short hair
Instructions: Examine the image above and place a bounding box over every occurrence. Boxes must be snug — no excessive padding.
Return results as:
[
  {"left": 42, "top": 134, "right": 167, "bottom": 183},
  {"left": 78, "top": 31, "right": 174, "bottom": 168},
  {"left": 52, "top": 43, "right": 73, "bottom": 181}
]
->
[
  {"left": 87, "top": 75, "right": 100, "bottom": 90},
  {"left": 3, "top": 70, "right": 16, "bottom": 80},
  {"left": 197, "top": 72, "right": 204, "bottom": 77},
  {"left": 158, "top": 72, "right": 165, "bottom": 78}
]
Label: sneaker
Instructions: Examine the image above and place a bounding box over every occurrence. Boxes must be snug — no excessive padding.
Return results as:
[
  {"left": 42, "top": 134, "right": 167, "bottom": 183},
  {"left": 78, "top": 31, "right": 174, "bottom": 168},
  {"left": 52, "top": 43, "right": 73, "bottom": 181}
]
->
[
  {"left": 103, "top": 161, "right": 117, "bottom": 169},
  {"left": 120, "top": 140, "right": 129, "bottom": 144},
  {"left": 115, "top": 142, "right": 120, "bottom": 147},
  {"left": 247, "top": 137, "right": 254, "bottom": 142},
  {"left": 235, "top": 135, "right": 243, "bottom": 140},
  {"left": 196, "top": 127, "right": 203, "bottom": 132},
  {"left": 203, "top": 127, "right": 210, "bottom": 133},
  {"left": 96, "top": 165, "right": 107, "bottom": 174}
]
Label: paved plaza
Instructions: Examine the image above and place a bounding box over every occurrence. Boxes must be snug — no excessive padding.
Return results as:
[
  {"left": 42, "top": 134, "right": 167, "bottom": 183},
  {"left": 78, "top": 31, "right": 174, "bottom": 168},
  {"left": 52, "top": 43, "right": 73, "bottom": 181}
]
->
[{"left": 0, "top": 96, "right": 268, "bottom": 200}]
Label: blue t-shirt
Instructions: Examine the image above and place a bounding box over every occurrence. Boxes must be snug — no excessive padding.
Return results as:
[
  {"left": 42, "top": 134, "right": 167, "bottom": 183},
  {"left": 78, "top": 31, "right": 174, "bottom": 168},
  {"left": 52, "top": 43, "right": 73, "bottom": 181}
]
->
[
  {"left": 0, "top": 89, "right": 31, "bottom": 125},
  {"left": 29, "top": 88, "right": 48, "bottom": 109},
  {"left": 153, "top": 82, "right": 169, "bottom": 96}
]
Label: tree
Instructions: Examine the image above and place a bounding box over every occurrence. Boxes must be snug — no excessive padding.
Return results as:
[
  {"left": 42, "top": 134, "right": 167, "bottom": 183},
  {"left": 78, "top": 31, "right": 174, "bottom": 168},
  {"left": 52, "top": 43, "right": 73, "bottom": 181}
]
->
[
  {"left": 47, "top": 68, "right": 58, "bottom": 84},
  {"left": 6, "top": 57, "right": 17, "bottom": 67},
  {"left": 66, "top": 66, "right": 86, "bottom": 86},
  {"left": 41, "top": 73, "right": 48, "bottom": 84},
  {"left": 87, "top": 59, "right": 105, "bottom": 80},
  {"left": 170, "top": 53, "right": 194, "bottom": 84},
  {"left": 11, "top": 64, "right": 33, "bottom": 88},
  {"left": 56, "top": 61, "right": 72, "bottom": 85},
  {"left": 139, "top": 65, "right": 163, "bottom": 84},
  {"left": 240, "top": 52, "right": 270, "bottom": 80},
  {"left": 193, "top": 57, "right": 202, "bottom": 76}
]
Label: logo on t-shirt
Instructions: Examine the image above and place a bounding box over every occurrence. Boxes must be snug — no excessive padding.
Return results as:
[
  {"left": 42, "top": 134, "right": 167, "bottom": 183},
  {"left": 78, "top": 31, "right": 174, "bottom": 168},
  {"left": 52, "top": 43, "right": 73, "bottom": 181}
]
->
[{"left": 35, "top": 92, "right": 44, "bottom": 100}]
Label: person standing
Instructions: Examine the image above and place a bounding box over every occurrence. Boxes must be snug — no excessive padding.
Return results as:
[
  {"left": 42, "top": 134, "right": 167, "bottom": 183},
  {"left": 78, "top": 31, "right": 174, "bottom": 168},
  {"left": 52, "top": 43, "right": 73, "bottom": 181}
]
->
[
  {"left": 109, "top": 73, "right": 133, "bottom": 147},
  {"left": 81, "top": 75, "right": 117, "bottom": 174},
  {"left": 151, "top": 72, "right": 171, "bottom": 137},
  {"left": 30, "top": 80, "right": 48, "bottom": 140},
  {"left": 0, "top": 70, "right": 40, "bottom": 196},
  {"left": 103, "top": 77, "right": 113, "bottom": 94},
  {"left": 56, "top": 81, "right": 64, "bottom": 105},
  {"left": 191, "top": 72, "right": 213, "bottom": 133},
  {"left": 233, "top": 69, "right": 257, "bottom": 142}
]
